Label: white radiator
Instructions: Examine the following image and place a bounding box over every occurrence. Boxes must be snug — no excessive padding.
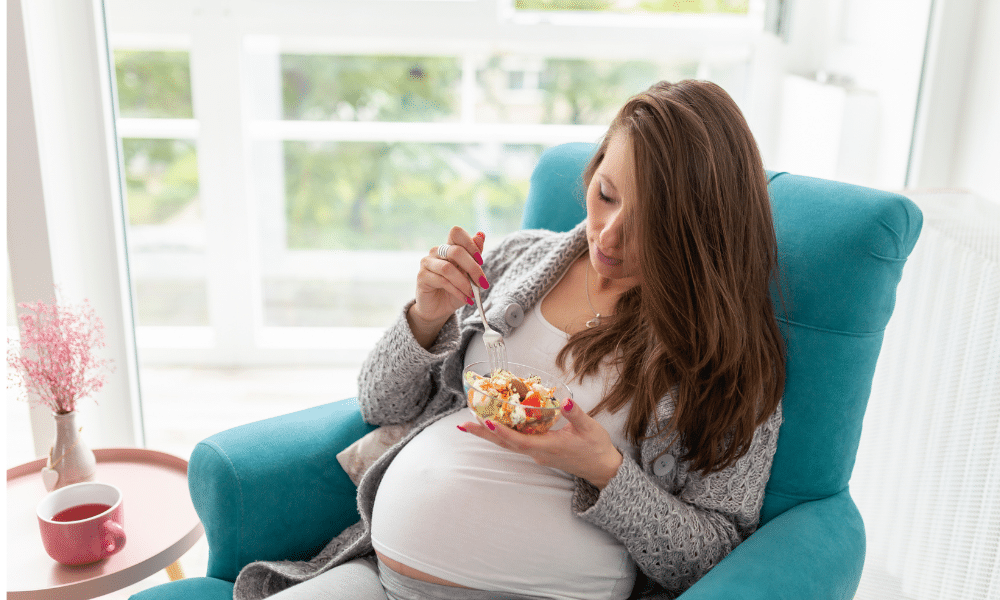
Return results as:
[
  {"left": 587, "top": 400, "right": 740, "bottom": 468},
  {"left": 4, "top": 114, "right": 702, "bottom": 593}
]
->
[{"left": 852, "top": 191, "right": 1000, "bottom": 599}]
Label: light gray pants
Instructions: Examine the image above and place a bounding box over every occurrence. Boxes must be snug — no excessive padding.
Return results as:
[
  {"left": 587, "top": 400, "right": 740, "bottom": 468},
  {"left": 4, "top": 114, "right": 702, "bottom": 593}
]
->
[{"left": 266, "top": 557, "right": 547, "bottom": 600}]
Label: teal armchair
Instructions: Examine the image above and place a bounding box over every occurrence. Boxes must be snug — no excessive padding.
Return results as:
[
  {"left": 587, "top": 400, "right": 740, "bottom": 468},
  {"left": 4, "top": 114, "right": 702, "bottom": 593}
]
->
[{"left": 132, "top": 143, "right": 922, "bottom": 600}]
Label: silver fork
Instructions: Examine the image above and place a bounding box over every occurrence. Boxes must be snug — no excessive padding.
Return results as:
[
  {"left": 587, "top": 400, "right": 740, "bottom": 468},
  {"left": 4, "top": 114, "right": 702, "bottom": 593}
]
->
[{"left": 469, "top": 276, "right": 507, "bottom": 374}]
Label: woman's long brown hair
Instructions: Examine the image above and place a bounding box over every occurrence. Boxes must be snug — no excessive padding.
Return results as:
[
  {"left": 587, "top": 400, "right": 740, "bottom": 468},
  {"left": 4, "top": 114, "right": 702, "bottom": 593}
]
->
[{"left": 558, "top": 80, "right": 786, "bottom": 475}]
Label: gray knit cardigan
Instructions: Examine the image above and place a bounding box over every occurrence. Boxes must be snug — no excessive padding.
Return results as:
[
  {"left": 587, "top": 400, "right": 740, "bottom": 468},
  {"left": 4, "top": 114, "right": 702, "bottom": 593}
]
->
[{"left": 233, "top": 222, "right": 783, "bottom": 600}]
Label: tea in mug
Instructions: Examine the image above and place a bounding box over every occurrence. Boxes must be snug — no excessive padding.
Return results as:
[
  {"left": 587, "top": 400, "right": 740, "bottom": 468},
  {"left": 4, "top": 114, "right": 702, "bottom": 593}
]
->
[{"left": 52, "top": 503, "right": 112, "bottom": 522}]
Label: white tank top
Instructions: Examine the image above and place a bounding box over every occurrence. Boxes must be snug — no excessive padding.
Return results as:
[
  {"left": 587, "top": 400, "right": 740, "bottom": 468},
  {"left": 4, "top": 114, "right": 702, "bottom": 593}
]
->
[{"left": 370, "top": 297, "right": 637, "bottom": 599}]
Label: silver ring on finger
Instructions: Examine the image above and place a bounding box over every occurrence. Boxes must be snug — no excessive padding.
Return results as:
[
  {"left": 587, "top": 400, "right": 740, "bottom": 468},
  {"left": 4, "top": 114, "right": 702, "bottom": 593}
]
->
[{"left": 437, "top": 244, "right": 452, "bottom": 260}]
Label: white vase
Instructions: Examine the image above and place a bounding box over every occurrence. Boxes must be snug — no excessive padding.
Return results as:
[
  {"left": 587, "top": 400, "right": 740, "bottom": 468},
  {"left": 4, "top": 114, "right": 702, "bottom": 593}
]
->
[{"left": 41, "top": 411, "right": 97, "bottom": 491}]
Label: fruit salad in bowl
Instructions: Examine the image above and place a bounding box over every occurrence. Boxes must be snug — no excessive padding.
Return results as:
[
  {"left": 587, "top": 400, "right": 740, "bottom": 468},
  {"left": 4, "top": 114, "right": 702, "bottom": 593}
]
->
[{"left": 462, "top": 361, "right": 570, "bottom": 435}]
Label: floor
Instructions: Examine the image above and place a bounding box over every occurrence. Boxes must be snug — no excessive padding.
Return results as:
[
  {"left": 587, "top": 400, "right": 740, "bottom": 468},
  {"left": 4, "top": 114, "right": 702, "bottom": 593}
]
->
[{"left": 7, "top": 364, "right": 364, "bottom": 599}]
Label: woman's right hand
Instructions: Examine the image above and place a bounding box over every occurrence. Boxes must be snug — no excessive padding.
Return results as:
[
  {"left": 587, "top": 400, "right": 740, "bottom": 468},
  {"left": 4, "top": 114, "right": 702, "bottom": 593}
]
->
[{"left": 407, "top": 226, "right": 488, "bottom": 349}]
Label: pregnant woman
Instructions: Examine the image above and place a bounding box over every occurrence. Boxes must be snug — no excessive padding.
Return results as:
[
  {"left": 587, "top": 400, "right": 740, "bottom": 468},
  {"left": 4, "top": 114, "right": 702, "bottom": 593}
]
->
[{"left": 234, "top": 79, "right": 786, "bottom": 600}]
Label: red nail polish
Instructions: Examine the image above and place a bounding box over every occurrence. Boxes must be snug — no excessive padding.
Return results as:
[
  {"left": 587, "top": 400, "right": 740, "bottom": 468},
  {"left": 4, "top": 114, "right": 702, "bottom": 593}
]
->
[
  {"left": 563, "top": 399, "right": 574, "bottom": 412},
  {"left": 485, "top": 420, "right": 496, "bottom": 431},
  {"left": 457, "top": 425, "right": 467, "bottom": 432},
  {"left": 474, "top": 252, "right": 483, "bottom": 265},
  {"left": 478, "top": 276, "right": 490, "bottom": 289},
  {"left": 476, "top": 231, "right": 485, "bottom": 239},
  {"left": 466, "top": 296, "right": 474, "bottom": 306}
]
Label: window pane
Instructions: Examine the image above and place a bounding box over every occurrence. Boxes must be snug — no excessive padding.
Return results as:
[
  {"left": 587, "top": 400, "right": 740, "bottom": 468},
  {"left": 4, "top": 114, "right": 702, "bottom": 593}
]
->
[
  {"left": 114, "top": 50, "right": 194, "bottom": 119},
  {"left": 476, "top": 56, "right": 698, "bottom": 125},
  {"left": 121, "top": 138, "right": 209, "bottom": 326},
  {"left": 263, "top": 279, "right": 412, "bottom": 328},
  {"left": 254, "top": 142, "right": 542, "bottom": 326},
  {"left": 123, "top": 139, "right": 200, "bottom": 226},
  {"left": 283, "top": 142, "right": 539, "bottom": 251},
  {"left": 132, "top": 280, "right": 209, "bottom": 326},
  {"left": 515, "top": 0, "right": 750, "bottom": 15},
  {"left": 281, "top": 55, "right": 463, "bottom": 122}
]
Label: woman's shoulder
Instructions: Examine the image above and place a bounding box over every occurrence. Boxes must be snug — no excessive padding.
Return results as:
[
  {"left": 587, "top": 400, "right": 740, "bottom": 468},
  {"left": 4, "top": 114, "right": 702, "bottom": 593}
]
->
[
  {"left": 484, "top": 224, "right": 585, "bottom": 270},
  {"left": 491, "top": 226, "right": 576, "bottom": 252}
]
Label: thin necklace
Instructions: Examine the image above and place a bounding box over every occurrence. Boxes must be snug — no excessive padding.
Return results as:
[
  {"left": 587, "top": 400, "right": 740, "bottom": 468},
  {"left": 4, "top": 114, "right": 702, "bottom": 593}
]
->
[{"left": 585, "top": 265, "right": 602, "bottom": 328}]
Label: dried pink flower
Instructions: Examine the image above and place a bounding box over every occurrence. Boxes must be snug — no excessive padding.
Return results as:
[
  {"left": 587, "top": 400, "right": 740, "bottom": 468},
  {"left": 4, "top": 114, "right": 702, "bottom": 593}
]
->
[{"left": 7, "top": 298, "right": 114, "bottom": 414}]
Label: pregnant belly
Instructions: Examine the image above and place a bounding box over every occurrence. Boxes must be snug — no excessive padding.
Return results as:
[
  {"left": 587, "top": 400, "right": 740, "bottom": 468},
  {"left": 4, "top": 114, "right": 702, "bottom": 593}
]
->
[
  {"left": 370, "top": 411, "right": 634, "bottom": 597},
  {"left": 375, "top": 551, "right": 470, "bottom": 588}
]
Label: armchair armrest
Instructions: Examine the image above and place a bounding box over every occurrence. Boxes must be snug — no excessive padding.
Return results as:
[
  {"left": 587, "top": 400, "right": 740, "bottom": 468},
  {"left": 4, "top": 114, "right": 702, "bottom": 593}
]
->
[
  {"left": 679, "top": 488, "right": 865, "bottom": 599},
  {"left": 188, "top": 398, "right": 375, "bottom": 582}
]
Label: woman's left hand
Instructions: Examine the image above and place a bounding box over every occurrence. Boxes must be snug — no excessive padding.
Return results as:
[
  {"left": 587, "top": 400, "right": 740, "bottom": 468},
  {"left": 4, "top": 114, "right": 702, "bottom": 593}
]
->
[{"left": 459, "top": 399, "right": 623, "bottom": 489}]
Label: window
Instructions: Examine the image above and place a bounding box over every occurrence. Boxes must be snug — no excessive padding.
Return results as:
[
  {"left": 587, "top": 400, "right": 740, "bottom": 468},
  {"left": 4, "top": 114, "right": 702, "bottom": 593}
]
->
[
  {"left": 107, "top": 0, "right": 757, "bottom": 366},
  {"left": 114, "top": 50, "right": 208, "bottom": 329}
]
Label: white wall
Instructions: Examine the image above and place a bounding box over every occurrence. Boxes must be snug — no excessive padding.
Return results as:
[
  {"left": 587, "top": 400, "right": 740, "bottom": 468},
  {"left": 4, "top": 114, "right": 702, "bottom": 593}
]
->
[
  {"left": 904, "top": 0, "right": 999, "bottom": 204},
  {"left": 825, "top": 0, "right": 934, "bottom": 190},
  {"left": 767, "top": 0, "right": 933, "bottom": 190},
  {"left": 949, "top": 0, "right": 1000, "bottom": 203},
  {"left": 766, "top": 0, "right": 998, "bottom": 204}
]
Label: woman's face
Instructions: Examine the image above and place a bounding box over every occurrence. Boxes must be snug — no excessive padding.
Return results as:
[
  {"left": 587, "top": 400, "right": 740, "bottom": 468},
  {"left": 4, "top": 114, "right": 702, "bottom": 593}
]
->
[{"left": 586, "top": 132, "right": 641, "bottom": 284}]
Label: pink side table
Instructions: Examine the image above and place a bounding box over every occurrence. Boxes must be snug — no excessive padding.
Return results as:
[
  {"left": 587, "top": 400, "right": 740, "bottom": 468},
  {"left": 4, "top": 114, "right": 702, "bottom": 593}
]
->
[{"left": 7, "top": 448, "right": 204, "bottom": 600}]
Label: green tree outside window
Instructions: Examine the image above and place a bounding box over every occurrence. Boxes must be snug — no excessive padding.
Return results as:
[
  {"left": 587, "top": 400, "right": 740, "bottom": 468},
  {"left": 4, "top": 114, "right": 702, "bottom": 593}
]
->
[
  {"left": 114, "top": 50, "right": 194, "bottom": 119},
  {"left": 121, "top": 139, "right": 200, "bottom": 226},
  {"left": 282, "top": 55, "right": 462, "bottom": 122},
  {"left": 284, "top": 142, "right": 540, "bottom": 251},
  {"left": 476, "top": 58, "right": 695, "bottom": 125}
]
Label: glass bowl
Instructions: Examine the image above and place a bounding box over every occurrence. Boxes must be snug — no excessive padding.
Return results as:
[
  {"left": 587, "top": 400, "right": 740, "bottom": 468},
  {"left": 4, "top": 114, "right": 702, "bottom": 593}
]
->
[{"left": 462, "top": 361, "right": 571, "bottom": 435}]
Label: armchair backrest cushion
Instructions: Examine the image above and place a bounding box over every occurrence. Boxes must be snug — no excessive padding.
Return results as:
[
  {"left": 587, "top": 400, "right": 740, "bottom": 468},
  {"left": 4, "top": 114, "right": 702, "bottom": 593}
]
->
[{"left": 521, "top": 143, "right": 922, "bottom": 525}]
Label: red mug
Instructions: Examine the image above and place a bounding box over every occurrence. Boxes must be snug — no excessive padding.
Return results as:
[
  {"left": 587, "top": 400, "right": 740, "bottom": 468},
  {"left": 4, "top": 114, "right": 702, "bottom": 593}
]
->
[{"left": 36, "top": 482, "right": 126, "bottom": 565}]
